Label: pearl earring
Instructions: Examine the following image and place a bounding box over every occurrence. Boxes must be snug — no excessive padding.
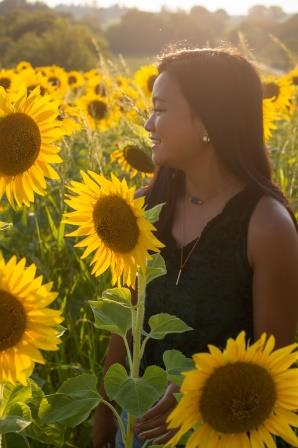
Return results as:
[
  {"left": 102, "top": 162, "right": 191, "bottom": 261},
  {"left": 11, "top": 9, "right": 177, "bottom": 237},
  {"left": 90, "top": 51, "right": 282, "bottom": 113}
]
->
[{"left": 203, "top": 135, "right": 211, "bottom": 143}]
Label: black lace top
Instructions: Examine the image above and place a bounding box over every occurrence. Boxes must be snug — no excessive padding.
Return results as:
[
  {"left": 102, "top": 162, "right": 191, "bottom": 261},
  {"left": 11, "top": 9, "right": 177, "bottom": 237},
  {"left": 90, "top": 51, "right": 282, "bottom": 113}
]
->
[{"left": 140, "top": 182, "right": 264, "bottom": 373}]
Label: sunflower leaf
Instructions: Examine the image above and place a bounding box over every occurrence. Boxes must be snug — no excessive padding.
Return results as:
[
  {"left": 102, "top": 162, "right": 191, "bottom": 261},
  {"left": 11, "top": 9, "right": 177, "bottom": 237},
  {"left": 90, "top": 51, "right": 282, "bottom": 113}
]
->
[
  {"left": 57, "top": 373, "right": 98, "bottom": 395},
  {"left": 163, "top": 350, "right": 195, "bottom": 385},
  {"left": 1, "top": 383, "right": 33, "bottom": 417},
  {"left": 24, "top": 420, "right": 64, "bottom": 448},
  {"left": 39, "top": 393, "right": 100, "bottom": 428},
  {"left": 104, "top": 364, "right": 167, "bottom": 416},
  {"left": 146, "top": 253, "right": 167, "bottom": 284},
  {"left": 39, "top": 374, "right": 100, "bottom": 428},
  {"left": 0, "top": 416, "right": 31, "bottom": 434},
  {"left": 148, "top": 313, "right": 193, "bottom": 340},
  {"left": 144, "top": 202, "right": 165, "bottom": 224},
  {"left": 89, "top": 298, "right": 132, "bottom": 335},
  {"left": 102, "top": 287, "right": 132, "bottom": 306}
]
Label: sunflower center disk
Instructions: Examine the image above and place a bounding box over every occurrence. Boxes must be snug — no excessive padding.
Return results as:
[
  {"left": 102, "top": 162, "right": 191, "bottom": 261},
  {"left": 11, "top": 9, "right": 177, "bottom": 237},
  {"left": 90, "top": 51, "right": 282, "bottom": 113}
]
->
[
  {"left": 124, "top": 146, "right": 154, "bottom": 173},
  {"left": 262, "top": 82, "right": 280, "bottom": 101},
  {"left": 87, "top": 100, "right": 108, "bottom": 120},
  {"left": 93, "top": 195, "right": 140, "bottom": 253},
  {"left": 0, "top": 289, "right": 27, "bottom": 351},
  {"left": 0, "top": 112, "right": 41, "bottom": 176},
  {"left": 28, "top": 85, "right": 47, "bottom": 96},
  {"left": 94, "top": 84, "right": 107, "bottom": 96},
  {"left": 0, "top": 77, "right": 11, "bottom": 90},
  {"left": 48, "top": 76, "right": 60, "bottom": 87},
  {"left": 199, "top": 361, "right": 276, "bottom": 434},
  {"left": 68, "top": 76, "right": 77, "bottom": 85}
]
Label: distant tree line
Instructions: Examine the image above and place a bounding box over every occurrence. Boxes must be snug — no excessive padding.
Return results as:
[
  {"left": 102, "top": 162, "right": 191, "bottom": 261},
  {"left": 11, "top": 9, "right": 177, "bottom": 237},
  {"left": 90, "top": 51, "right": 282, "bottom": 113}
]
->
[
  {"left": 0, "top": 0, "right": 108, "bottom": 70},
  {"left": 0, "top": 0, "right": 297, "bottom": 71},
  {"left": 105, "top": 5, "right": 298, "bottom": 70}
]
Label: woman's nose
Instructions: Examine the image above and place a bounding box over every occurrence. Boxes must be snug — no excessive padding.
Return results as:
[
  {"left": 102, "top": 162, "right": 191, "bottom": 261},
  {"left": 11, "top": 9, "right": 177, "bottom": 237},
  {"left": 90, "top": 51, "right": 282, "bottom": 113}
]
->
[{"left": 144, "top": 114, "right": 154, "bottom": 132}]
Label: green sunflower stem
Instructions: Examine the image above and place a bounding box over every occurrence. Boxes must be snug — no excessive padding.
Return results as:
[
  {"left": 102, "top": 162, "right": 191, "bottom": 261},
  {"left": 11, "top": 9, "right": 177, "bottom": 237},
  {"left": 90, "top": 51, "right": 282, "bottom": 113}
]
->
[{"left": 125, "top": 265, "right": 147, "bottom": 448}]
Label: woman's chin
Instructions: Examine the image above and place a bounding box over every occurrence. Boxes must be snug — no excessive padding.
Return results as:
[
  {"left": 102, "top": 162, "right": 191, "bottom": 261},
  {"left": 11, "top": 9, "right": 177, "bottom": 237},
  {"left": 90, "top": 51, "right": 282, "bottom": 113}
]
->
[{"left": 151, "top": 149, "right": 164, "bottom": 166}]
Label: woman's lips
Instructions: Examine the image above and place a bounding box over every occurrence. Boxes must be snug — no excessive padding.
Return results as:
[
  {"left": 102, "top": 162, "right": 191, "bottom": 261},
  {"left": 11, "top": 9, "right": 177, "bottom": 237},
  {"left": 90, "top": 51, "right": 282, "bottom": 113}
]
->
[{"left": 151, "top": 138, "right": 161, "bottom": 150}]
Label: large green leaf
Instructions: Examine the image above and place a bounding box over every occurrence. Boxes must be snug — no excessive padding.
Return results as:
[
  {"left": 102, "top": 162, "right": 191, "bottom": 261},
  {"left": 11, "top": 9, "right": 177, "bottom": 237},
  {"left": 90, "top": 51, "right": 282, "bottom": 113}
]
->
[
  {"left": 146, "top": 253, "right": 167, "bottom": 285},
  {"left": 39, "top": 374, "right": 100, "bottom": 428},
  {"left": 144, "top": 202, "right": 165, "bottom": 224},
  {"left": 0, "top": 380, "right": 64, "bottom": 446},
  {"left": 104, "top": 363, "right": 167, "bottom": 416},
  {"left": 57, "top": 372, "right": 98, "bottom": 396},
  {"left": 1, "top": 383, "right": 32, "bottom": 417},
  {"left": 25, "top": 420, "right": 64, "bottom": 447},
  {"left": 102, "top": 287, "right": 131, "bottom": 306},
  {"left": 147, "top": 313, "right": 193, "bottom": 340},
  {"left": 89, "top": 298, "right": 132, "bottom": 336},
  {"left": 163, "top": 350, "right": 195, "bottom": 385},
  {"left": 0, "top": 416, "right": 31, "bottom": 434}
]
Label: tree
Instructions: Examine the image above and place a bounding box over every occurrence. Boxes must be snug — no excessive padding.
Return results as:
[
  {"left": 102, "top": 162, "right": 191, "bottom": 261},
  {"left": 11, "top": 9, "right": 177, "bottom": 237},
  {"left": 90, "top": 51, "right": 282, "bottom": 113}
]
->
[{"left": 0, "top": 0, "right": 109, "bottom": 70}]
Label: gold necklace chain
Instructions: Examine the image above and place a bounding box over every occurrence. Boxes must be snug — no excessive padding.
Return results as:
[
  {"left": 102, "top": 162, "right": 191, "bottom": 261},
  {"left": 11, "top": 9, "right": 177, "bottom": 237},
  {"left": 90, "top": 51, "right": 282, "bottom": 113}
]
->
[
  {"left": 175, "top": 182, "right": 245, "bottom": 285},
  {"left": 176, "top": 236, "right": 201, "bottom": 286},
  {"left": 175, "top": 195, "right": 202, "bottom": 286}
]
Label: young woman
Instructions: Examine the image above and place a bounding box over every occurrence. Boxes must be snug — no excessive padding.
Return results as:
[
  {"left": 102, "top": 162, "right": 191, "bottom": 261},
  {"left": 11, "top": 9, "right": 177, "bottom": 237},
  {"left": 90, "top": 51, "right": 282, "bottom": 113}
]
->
[{"left": 92, "top": 47, "right": 298, "bottom": 448}]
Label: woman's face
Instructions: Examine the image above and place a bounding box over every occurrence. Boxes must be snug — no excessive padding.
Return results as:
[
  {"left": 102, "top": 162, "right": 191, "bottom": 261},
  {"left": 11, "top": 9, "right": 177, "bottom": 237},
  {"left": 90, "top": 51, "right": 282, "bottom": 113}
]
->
[{"left": 144, "top": 71, "right": 207, "bottom": 169}]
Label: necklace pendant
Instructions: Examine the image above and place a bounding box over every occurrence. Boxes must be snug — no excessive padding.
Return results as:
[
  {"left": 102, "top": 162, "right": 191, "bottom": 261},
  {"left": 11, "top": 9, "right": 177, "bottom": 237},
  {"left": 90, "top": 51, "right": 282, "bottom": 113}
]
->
[{"left": 176, "top": 268, "right": 182, "bottom": 286}]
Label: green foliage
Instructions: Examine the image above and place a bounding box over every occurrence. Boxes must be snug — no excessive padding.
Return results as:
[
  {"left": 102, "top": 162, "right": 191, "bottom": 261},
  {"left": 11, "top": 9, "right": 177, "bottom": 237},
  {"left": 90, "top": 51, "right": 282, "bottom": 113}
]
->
[
  {"left": 39, "top": 374, "right": 100, "bottom": 428},
  {"left": 163, "top": 350, "right": 195, "bottom": 385},
  {"left": 90, "top": 290, "right": 132, "bottom": 337},
  {"left": 147, "top": 313, "right": 193, "bottom": 340},
  {"left": 0, "top": 380, "right": 65, "bottom": 446},
  {"left": 104, "top": 364, "right": 167, "bottom": 416},
  {"left": 146, "top": 253, "right": 167, "bottom": 285},
  {"left": 104, "top": 5, "right": 298, "bottom": 70},
  {"left": 144, "top": 202, "right": 166, "bottom": 224},
  {"left": 0, "top": 1, "right": 109, "bottom": 70}
]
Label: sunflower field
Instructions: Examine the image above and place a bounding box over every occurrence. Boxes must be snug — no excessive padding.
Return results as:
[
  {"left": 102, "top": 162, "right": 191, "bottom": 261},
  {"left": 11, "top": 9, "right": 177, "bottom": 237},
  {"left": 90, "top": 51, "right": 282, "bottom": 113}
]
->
[{"left": 0, "top": 57, "right": 297, "bottom": 448}]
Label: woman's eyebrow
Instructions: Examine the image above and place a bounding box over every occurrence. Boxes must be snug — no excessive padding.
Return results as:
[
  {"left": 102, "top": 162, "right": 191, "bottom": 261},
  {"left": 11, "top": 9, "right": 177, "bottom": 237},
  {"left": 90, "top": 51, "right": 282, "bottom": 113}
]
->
[{"left": 153, "top": 96, "right": 167, "bottom": 104}]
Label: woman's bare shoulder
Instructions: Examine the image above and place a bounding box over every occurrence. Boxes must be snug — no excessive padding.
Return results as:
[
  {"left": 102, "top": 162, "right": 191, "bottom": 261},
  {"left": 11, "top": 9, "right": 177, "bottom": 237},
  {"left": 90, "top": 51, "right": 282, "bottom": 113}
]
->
[{"left": 247, "top": 195, "right": 297, "bottom": 268}]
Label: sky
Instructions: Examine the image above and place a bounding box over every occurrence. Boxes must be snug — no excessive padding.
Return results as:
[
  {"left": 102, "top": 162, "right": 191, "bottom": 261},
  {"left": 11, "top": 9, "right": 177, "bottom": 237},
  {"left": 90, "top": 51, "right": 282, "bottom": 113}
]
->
[{"left": 40, "top": 0, "right": 298, "bottom": 15}]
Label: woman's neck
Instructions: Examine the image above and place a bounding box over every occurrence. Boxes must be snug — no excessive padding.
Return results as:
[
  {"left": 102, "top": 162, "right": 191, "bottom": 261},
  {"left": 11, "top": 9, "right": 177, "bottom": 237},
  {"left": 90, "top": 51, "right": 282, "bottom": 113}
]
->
[{"left": 182, "top": 157, "right": 245, "bottom": 203}]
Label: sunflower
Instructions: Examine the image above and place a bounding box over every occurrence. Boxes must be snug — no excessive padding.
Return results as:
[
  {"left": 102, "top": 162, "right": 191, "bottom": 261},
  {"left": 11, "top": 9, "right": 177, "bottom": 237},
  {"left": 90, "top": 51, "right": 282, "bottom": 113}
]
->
[
  {"left": 111, "top": 144, "right": 154, "bottom": 179},
  {"left": 0, "top": 86, "right": 65, "bottom": 207},
  {"left": 15, "top": 61, "right": 33, "bottom": 73},
  {"left": 86, "top": 72, "right": 114, "bottom": 98},
  {"left": 0, "top": 69, "right": 18, "bottom": 93},
  {"left": 17, "top": 69, "right": 52, "bottom": 98},
  {"left": 56, "top": 102, "right": 82, "bottom": 135},
  {"left": 0, "top": 254, "right": 63, "bottom": 385},
  {"left": 75, "top": 93, "right": 120, "bottom": 131},
  {"left": 42, "top": 65, "right": 68, "bottom": 93},
  {"left": 64, "top": 171, "right": 164, "bottom": 287},
  {"left": 166, "top": 331, "right": 298, "bottom": 448},
  {"left": 66, "top": 70, "right": 85, "bottom": 90},
  {"left": 112, "top": 78, "right": 150, "bottom": 124},
  {"left": 263, "top": 98, "right": 279, "bottom": 142},
  {"left": 287, "top": 65, "right": 298, "bottom": 88},
  {"left": 262, "top": 74, "right": 295, "bottom": 120},
  {"left": 134, "top": 64, "right": 158, "bottom": 97}
]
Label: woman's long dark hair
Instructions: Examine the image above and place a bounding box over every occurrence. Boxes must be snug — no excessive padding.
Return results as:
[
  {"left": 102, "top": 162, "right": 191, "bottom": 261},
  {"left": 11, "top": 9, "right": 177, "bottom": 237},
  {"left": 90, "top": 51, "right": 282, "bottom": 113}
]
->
[{"left": 142, "top": 47, "right": 297, "bottom": 241}]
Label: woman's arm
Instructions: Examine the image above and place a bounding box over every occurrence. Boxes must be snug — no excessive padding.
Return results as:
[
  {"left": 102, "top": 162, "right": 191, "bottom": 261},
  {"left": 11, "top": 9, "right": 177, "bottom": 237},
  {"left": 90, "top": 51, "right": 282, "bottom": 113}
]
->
[{"left": 248, "top": 196, "right": 298, "bottom": 347}]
